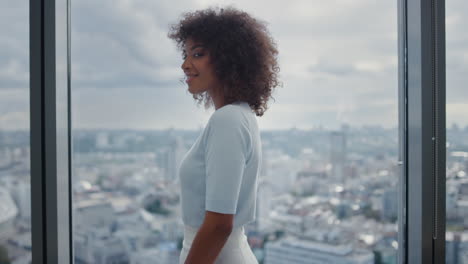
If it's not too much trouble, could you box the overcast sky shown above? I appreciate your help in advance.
[1,0,467,131]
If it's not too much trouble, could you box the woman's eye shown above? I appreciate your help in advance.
[182,52,203,60]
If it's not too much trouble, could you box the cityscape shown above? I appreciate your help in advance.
[1,0,466,263]
[1,124,467,263]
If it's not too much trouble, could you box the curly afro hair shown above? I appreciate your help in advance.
[168,6,281,116]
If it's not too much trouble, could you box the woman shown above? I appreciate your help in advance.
[168,5,280,264]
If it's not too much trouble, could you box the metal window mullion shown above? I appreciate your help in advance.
[67,0,74,262]
[405,0,445,263]
[432,0,446,262]
[30,0,45,262]
[397,0,408,263]
[30,0,72,263]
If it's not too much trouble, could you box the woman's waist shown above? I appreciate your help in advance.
[182,224,247,249]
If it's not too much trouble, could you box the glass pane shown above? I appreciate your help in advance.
[446,1,468,263]
[0,0,32,263]
[72,1,398,263]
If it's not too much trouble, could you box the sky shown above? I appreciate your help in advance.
[1,0,467,131]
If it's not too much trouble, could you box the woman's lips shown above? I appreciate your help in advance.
[186,75,197,84]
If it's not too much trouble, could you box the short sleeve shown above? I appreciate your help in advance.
[204,109,251,214]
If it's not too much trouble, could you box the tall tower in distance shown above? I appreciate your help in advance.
[329,127,347,184]
[166,135,186,183]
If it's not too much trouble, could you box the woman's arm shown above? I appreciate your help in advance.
[184,211,234,264]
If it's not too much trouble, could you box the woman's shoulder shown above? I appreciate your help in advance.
[201,102,257,149]
[209,103,250,126]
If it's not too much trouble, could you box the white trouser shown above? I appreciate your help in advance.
[179,225,259,264]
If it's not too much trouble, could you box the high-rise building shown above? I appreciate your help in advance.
[10,179,31,220]
[381,188,398,221]
[446,231,468,264]
[329,130,347,183]
[446,231,460,264]
[74,199,115,228]
[74,226,130,264]
[0,147,13,168]
[0,186,18,238]
[166,136,186,183]
[256,178,275,231]
[95,132,110,149]
[264,149,299,194]
[264,236,374,264]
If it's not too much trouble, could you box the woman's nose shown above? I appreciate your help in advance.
[181,58,190,71]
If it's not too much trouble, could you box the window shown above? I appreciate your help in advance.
[26,0,449,263]
[0,1,32,263]
[446,1,468,263]
[71,1,398,263]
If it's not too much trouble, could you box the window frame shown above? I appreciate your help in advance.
[29,0,446,263]
[400,0,446,263]
[30,0,72,263]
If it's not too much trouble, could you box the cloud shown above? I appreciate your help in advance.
[308,59,357,76]
[71,0,200,90]
[0,59,29,89]
[1,0,468,130]
[0,89,30,131]
[0,1,29,90]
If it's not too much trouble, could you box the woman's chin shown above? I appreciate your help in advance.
[188,86,201,94]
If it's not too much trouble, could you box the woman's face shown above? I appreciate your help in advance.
[181,38,222,95]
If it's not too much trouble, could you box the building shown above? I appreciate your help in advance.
[74,198,115,228]
[264,236,374,264]
[74,226,130,264]
[446,231,468,264]
[164,135,186,183]
[95,132,110,149]
[381,188,398,221]
[255,178,275,231]
[0,186,18,238]
[10,179,31,220]
[329,131,347,184]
